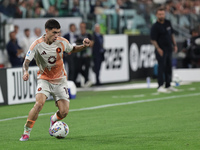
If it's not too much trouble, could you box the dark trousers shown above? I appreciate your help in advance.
[93,58,102,85]
[63,53,76,82]
[66,54,76,81]
[74,57,91,84]
[156,51,172,88]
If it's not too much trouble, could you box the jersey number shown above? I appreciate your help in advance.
[64,87,68,95]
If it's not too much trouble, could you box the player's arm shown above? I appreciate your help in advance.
[171,34,178,53]
[71,38,91,53]
[22,59,31,81]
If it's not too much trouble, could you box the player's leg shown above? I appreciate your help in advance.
[51,100,69,122]
[49,100,69,136]
[20,93,47,141]
[49,80,70,136]
[57,99,70,118]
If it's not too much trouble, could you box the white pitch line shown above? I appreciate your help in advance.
[0,93,200,122]
[151,93,160,95]
[177,89,185,92]
[188,88,196,91]
[112,94,145,98]
[133,94,145,98]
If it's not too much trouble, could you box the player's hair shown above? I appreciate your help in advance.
[45,19,60,30]
[156,7,165,14]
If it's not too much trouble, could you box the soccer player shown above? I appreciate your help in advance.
[19,19,91,141]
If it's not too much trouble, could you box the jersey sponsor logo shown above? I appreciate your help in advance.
[38,87,42,91]
[26,50,31,57]
[41,51,47,55]
[56,47,61,53]
[48,56,56,64]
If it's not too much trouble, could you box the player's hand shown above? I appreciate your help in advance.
[83,38,90,47]
[23,71,29,81]
[174,45,178,53]
[157,48,163,56]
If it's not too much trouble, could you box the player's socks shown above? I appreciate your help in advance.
[51,111,63,122]
[23,125,32,136]
[49,111,63,136]
[24,119,35,136]
[20,120,35,141]
[51,113,58,122]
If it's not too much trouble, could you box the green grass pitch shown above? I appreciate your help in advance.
[0,82,200,150]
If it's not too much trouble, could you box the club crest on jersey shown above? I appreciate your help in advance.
[38,87,42,91]
[48,56,56,64]
[56,47,61,53]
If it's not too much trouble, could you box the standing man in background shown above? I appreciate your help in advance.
[33,27,42,39]
[63,23,78,82]
[150,8,178,93]
[19,28,36,66]
[75,22,93,87]
[92,24,104,86]
[181,28,199,68]
[19,28,35,58]
[6,31,24,67]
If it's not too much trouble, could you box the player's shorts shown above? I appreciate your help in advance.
[36,79,69,102]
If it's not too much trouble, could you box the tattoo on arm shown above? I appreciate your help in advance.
[151,40,160,49]
[23,59,31,74]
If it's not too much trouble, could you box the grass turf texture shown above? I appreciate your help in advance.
[0,82,200,150]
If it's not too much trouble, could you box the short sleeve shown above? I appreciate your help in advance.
[63,40,73,53]
[25,42,37,61]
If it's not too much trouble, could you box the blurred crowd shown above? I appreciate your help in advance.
[92,0,200,15]
[179,27,200,68]
[0,0,199,18]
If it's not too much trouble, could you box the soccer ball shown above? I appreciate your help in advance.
[51,121,69,139]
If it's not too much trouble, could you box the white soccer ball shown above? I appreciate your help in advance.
[51,121,69,138]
